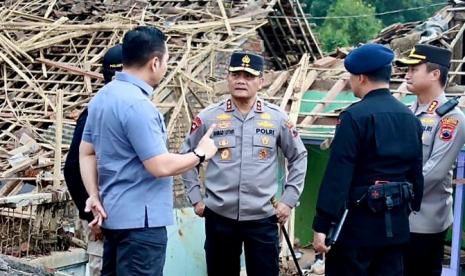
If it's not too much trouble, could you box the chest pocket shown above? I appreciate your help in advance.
[252,135,276,162]
[214,136,236,162]
[419,115,439,149]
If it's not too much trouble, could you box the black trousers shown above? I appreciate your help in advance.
[101,226,167,276]
[326,243,405,276]
[405,230,447,276]
[204,208,279,276]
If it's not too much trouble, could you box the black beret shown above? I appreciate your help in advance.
[344,43,394,75]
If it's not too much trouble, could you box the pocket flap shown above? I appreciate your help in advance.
[253,135,275,148]
[214,137,236,149]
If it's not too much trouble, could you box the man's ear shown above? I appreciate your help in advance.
[258,76,264,89]
[430,68,441,82]
[150,55,160,72]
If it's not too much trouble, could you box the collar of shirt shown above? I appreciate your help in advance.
[223,97,264,121]
[411,92,447,115]
[115,72,154,97]
[363,88,391,99]
[223,97,264,113]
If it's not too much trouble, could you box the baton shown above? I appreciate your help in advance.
[325,208,349,246]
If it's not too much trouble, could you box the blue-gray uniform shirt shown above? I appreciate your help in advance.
[82,72,173,229]
[182,98,307,221]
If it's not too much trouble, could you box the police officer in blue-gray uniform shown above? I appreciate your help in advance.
[312,44,424,276]
[397,44,465,276]
[181,51,307,276]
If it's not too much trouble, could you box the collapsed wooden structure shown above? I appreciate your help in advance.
[0,0,321,259]
[1,0,464,269]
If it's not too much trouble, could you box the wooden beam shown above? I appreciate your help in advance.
[216,0,233,36]
[0,193,53,208]
[300,79,348,126]
[36,58,104,80]
[53,91,63,188]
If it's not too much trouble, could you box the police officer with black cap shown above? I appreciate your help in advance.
[64,44,122,276]
[397,44,465,276]
[182,51,307,276]
[312,43,424,276]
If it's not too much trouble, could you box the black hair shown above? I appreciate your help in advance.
[365,65,392,83]
[122,26,167,68]
[425,62,449,87]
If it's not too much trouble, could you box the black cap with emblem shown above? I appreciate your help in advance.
[395,44,452,68]
[228,51,264,76]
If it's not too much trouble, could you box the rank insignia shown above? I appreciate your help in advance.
[219,139,229,147]
[260,113,272,120]
[190,116,202,134]
[256,100,263,112]
[258,149,269,160]
[427,100,439,113]
[217,121,232,129]
[257,121,274,128]
[439,117,459,141]
[261,136,270,145]
[220,148,231,160]
[226,99,233,111]
[217,113,232,120]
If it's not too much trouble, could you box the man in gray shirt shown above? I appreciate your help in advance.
[80,26,217,275]
[182,51,307,276]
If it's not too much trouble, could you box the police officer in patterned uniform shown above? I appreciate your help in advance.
[181,51,307,276]
[312,44,424,276]
[397,44,465,276]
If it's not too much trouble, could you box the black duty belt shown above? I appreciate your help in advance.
[349,181,414,238]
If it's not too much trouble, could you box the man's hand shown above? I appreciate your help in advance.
[90,224,104,241]
[85,195,107,227]
[313,232,330,253]
[193,201,206,217]
[196,124,217,160]
[275,202,292,224]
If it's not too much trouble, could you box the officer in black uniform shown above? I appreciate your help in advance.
[311,43,424,276]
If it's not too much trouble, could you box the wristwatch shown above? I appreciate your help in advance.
[193,148,206,165]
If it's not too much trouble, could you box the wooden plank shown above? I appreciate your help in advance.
[0,157,37,178]
[36,58,104,80]
[0,193,53,208]
[216,0,233,36]
[289,70,317,123]
[313,56,338,68]
[0,52,55,112]
[266,71,289,97]
[53,91,63,188]
[279,66,300,110]
[300,79,348,126]
[450,22,465,50]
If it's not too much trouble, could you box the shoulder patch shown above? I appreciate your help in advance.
[286,120,299,138]
[439,117,459,141]
[190,116,202,134]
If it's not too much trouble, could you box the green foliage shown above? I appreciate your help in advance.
[368,0,436,26]
[319,0,382,52]
[303,0,444,26]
